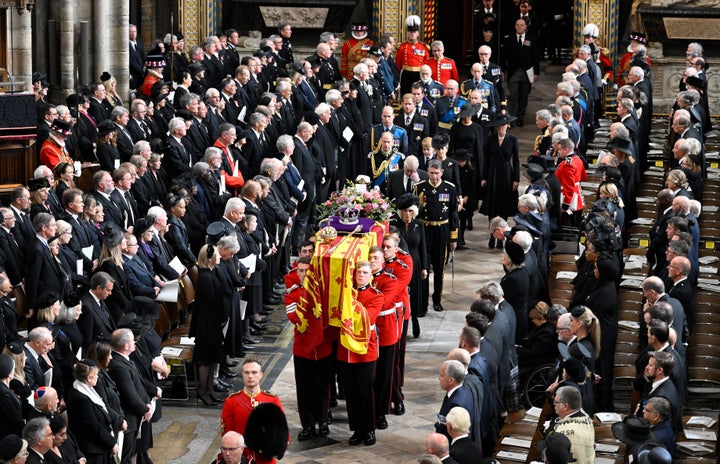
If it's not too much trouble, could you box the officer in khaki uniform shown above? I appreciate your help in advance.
[414,159,458,313]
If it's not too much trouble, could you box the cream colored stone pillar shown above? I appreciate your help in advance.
[94,0,110,82]
[60,0,75,97]
[10,7,33,91]
[111,0,130,99]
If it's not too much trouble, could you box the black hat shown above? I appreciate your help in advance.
[206,221,229,246]
[100,71,112,82]
[36,291,60,309]
[28,177,50,192]
[349,79,361,91]
[636,443,673,464]
[523,163,546,181]
[176,109,194,121]
[244,403,289,461]
[66,93,88,107]
[504,241,525,265]
[431,132,450,149]
[607,136,633,155]
[117,312,138,329]
[557,342,571,361]
[524,154,556,171]
[6,341,23,355]
[368,46,383,57]
[487,113,518,127]
[50,119,73,136]
[502,224,529,241]
[151,80,171,97]
[562,357,586,383]
[132,296,159,319]
[452,149,472,161]
[396,193,418,210]
[188,62,205,77]
[134,215,156,238]
[303,111,319,125]
[595,257,619,282]
[0,354,14,379]
[612,416,655,446]
[145,54,167,68]
[97,119,118,138]
[536,433,573,464]
[237,129,252,141]
[0,435,23,461]
[456,104,477,120]
[152,92,168,105]
[63,290,81,308]
[176,31,185,41]
[78,358,97,368]
[629,32,647,44]
[32,71,47,84]
[685,75,704,88]
[102,222,124,248]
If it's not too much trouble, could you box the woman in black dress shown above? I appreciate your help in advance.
[0,353,25,439]
[500,241,529,343]
[584,257,619,412]
[53,162,76,201]
[66,359,118,464]
[87,342,126,437]
[480,114,520,247]
[189,245,225,406]
[28,179,52,220]
[95,122,120,172]
[517,301,558,378]
[567,305,600,415]
[45,415,85,464]
[96,225,133,320]
[391,194,427,338]
[449,105,485,184]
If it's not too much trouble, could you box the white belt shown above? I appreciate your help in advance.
[378,309,397,316]
[370,324,377,331]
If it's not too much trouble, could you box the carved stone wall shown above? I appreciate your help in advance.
[649,57,720,113]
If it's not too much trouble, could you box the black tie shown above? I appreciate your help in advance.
[406,178,412,192]
[518,35,523,46]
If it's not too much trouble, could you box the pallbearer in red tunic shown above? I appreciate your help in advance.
[337,260,384,446]
[383,234,413,416]
[425,40,459,87]
[368,246,404,430]
[341,22,374,80]
[285,257,333,441]
[396,15,430,95]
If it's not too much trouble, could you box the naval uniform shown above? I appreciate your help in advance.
[369,147,405,193]
[414,178,458,311]
[435,95,468,132]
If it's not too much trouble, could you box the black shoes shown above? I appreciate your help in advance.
[213,383,229,393]
[298,427,315,441]
[433,304,444,312]
[265,296,283,305]
[243,337,261,344]
[364,431,376,445]
[216,378,232,388]
[348,432,362,446]
[393,402,405,416]
[376,416,388,429]
[318,423,330,437]
[220,367,237,379]
[197,394,218,406]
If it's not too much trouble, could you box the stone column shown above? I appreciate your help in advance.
[111,0,130,100]
[94,0,110,82]
[60,0,75,97]
[10,7,33,90]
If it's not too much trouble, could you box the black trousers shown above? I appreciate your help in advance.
[340,360,376,434]
[294,355,332,429]
[374,344,396,416]
[425,224,450,305]
[392,319,409,404]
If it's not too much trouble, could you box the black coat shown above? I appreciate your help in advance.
[108,353,154,434]
[78,292,117,349]
[66,387,116,459]
[500,266,529,343]
[480,133,519,219]
[0,381,25,438]
[25,236,67,310]
[189,268,225,365]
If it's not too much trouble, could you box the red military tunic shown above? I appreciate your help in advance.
[341,37,374,79]
[39,137,73,170]
[213,140,245,191]
[140,70,163,98]
[371,269,403,347]
[426,56,459,87]
[395,41,429,73]
[616,51,652,87]
[385,251,413,338]
[336,284,383,363]
[285,281,333,359]
[555,153,588,212]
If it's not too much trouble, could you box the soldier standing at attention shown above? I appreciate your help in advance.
[396,15,430,95]
[414,159,458,313]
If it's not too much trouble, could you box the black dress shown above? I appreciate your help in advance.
[393,217,428,325]
[96,142,120,172]
[500,265,529,343]
[480,133,519,219]
[449,121,485,181]
[517,321,558,377]
[189,268,225,365]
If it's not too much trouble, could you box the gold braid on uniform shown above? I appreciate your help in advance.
[370,148,398,179]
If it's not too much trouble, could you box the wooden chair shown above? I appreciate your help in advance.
[154,304,171,340]
[11,286,26,317]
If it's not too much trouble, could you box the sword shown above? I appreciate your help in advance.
[451,247,455,293]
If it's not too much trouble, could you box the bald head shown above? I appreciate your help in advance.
[425,432,450,457]
[446,347,471,368]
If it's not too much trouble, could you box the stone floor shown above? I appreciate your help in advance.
[148,61,568,464]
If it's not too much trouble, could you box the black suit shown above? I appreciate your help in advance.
[164,135,194,180]
[78,292,116,349]
[92,191,124,229]
[89,98,111,124]
[501,32,540,121]
[386,169,428,202]
[646,207,674,273]
[165,215,195,267]
[24,346,47,390]
[186,118,212,162]
[450,436,484,464]
[669,278,695,330]
[129,41,145,89]
[10,207,35,251]
[25,236,67,310]
[0,227,24,285]
[639,377,682,432]
[111,189,137,230]
[312,122,336,201]
[126,117,149,144]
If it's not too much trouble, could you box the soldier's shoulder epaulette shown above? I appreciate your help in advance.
[444,180,456,187]
[565,156,573,164]
[227,390,242,399]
